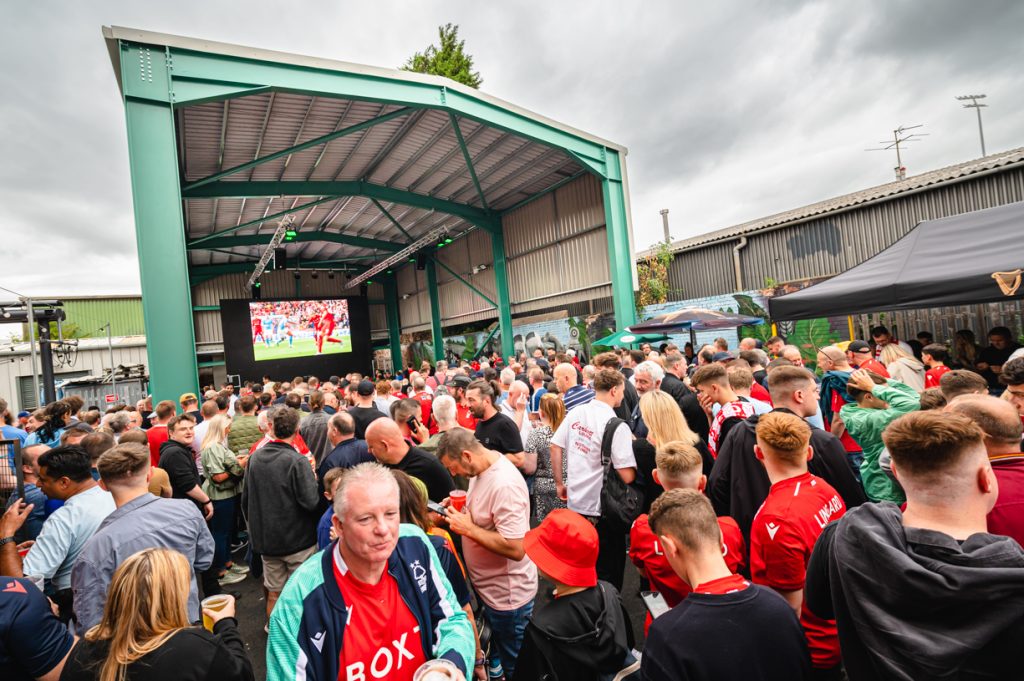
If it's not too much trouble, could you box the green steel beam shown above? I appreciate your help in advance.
[489,228,515,359]
[449,113,490,212]
[182,180,499,230]
[197,360,226,368]
[601,150,638,329]
[187,196,338,246]
[192,305,220,311]
[125,42,613,173]
[188,230,404,252]
[119,47,200,402]
[475,324,501,361]
[382,276,403,374]
[184,107,413,190]
[188,260,368,282]
[369,198,413,240]
[424,258,444,362]
[434,260,497,308]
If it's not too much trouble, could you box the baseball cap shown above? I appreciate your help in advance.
[446,374,471,389]
[179,392,198,404]
[356,380,375,396]
[848,340,873,353]
[17,411,29,419]
[712,351,735,363]
[523,509,598,588]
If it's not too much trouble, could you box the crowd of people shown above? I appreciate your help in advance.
[2,321,1024,680]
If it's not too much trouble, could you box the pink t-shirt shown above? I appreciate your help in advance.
[463,455,537,610]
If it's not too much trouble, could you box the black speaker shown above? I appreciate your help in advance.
[250,283,262,300]
[273,248,287,270]
[416,253,428,271]
[359,284,368,297]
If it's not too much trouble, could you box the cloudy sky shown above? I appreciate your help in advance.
[1,0,1021,298]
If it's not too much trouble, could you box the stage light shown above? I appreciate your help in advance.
[294,271,301,280]
[328,271,335,280]
[284,229,298,242]
[311,270,319,279]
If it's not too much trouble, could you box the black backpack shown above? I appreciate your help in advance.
[599,417,643,527]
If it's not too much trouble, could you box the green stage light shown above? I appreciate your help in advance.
[284,229,297,241]
[444,237,453,244]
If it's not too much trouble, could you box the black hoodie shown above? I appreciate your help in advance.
[806,503,1024,681]
[513,581,634,681]
[707,409,867,543]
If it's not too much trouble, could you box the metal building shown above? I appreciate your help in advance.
[649,148,1024,299]
[103,27,637,403]
[0,336,148,412]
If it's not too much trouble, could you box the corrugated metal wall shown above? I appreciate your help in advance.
[1,342,149,412]
[191,271,385,345]
[502,173,612,314]
[666,167,1024,299]
[61,299,146,337]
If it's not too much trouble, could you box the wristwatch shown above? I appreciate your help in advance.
[0,536,16,547]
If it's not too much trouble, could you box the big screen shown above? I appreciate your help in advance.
[248,299,351,361]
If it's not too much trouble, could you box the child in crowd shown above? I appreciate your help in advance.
[514,510,637,681]
[630,440,745,632]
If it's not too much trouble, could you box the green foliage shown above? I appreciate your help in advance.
[635,242,674,313]
[402,24,483,89]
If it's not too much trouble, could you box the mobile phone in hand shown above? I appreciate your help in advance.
[427,501,448,517]
[641,591,670,619]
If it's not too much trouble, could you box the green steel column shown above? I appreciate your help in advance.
[119,45,199,403]
[489,227,515,359]
[424,258,444,362]
[601,150,638,329]
[383,277,403,375]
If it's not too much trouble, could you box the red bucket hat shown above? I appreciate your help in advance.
[523,509,598,588]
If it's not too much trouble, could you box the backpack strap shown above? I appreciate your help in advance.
[600,417,626,468]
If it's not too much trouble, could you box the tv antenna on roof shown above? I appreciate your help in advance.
[865,124,928,180]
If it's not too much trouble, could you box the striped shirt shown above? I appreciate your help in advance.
[562,384,596,412]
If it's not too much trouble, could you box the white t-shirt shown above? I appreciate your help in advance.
[551,399,636,517]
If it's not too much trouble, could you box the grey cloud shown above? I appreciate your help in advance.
[0,0,1021,295]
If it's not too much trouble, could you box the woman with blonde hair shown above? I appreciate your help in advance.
[61,547,253,681]
[880,343,926,392]
[528,392,568,520]
[634,390,713,511]
[199,415,248,587]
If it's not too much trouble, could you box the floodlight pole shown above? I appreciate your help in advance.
[23,297,41,407]
[108,322,116,401]
[956,94,988,157]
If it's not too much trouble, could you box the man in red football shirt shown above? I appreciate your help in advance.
[630,441,745,632]
[445,375,477,430]
[922,344,952,389]
[750,411,845,678]
[846,340,890,378]
[267,463,475,680]
[145,400,176,468]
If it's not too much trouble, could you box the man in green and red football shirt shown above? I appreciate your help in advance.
[750,411,846,677]
[922,344,952,390]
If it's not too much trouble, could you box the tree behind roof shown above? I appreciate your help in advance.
[402,23,483,89]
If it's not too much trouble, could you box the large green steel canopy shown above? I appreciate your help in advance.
[103,26,636,403]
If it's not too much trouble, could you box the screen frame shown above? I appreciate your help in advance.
[220,295,373,381]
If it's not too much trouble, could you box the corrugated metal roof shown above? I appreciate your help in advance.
[101,28,620,276]
[642,146,1024,256]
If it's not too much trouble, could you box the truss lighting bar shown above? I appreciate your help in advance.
[346,222,463,289]
[247,218,292,288]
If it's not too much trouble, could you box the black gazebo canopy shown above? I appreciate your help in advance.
[769,200,1024,321]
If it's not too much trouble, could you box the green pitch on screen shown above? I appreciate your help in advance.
[252,336,353,362]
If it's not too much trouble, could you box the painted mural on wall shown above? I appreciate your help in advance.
[392,281,850,373]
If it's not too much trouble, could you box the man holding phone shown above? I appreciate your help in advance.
[640,489,809,681]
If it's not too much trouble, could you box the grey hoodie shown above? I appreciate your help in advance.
[807,502,1024,680]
